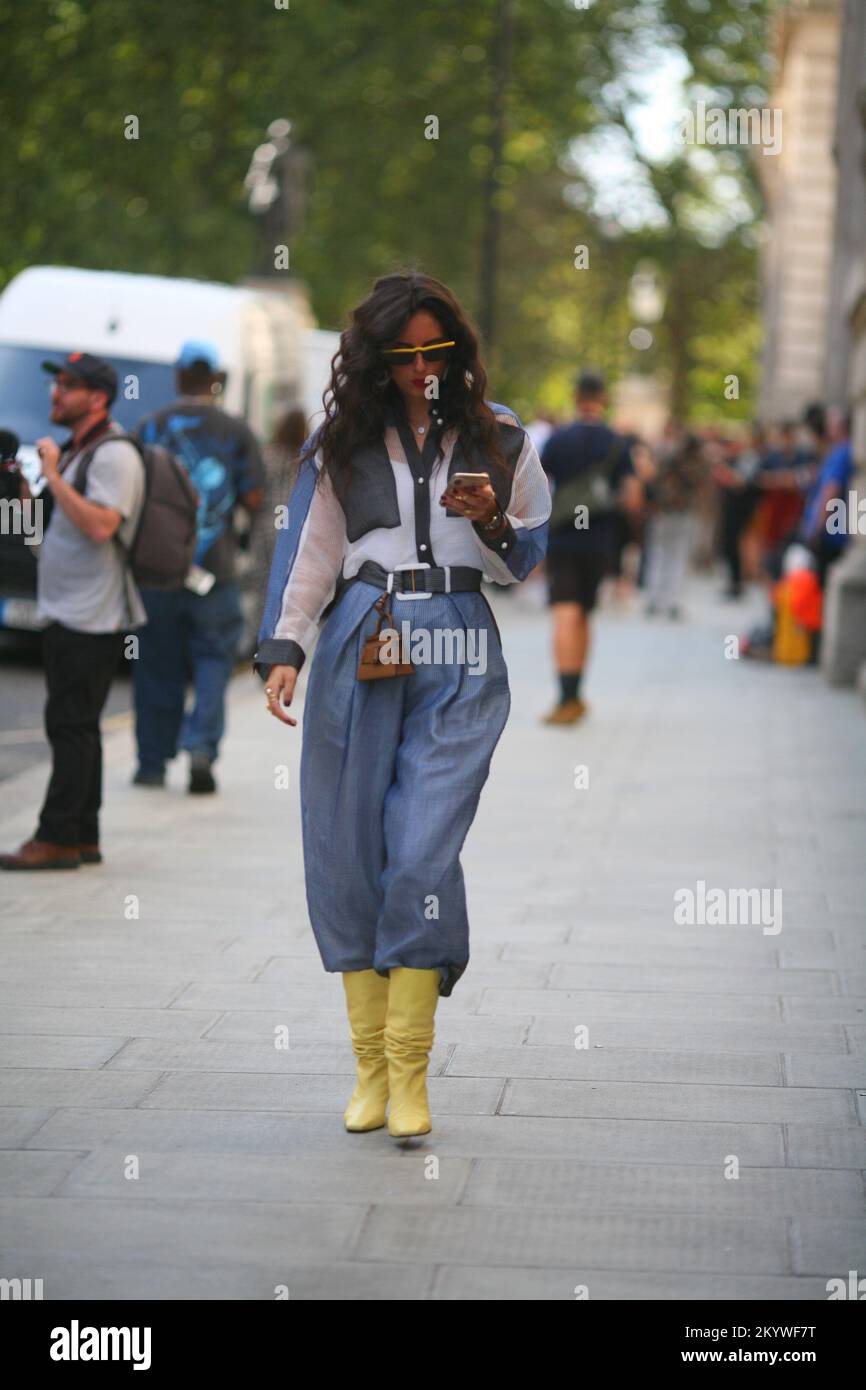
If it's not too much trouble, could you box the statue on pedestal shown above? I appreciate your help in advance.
[244,118,312,277]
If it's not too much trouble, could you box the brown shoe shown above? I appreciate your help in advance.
[78,844,103,865]
[542,698,589,726]
[0,838,81,870]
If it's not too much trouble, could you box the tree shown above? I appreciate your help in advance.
[0,0,771,423]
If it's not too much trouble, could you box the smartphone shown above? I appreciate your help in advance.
[449,472,490,490]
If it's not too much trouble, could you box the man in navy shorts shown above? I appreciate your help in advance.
[540,370,640,724]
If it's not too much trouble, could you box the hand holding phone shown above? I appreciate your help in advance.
[439,471,496,521]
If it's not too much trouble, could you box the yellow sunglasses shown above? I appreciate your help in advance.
[381,340,456,364]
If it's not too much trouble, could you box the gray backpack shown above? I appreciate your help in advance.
[73,430,199,590]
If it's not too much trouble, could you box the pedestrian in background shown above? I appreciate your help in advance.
[0,353,145,870]
[540,368,641,724]
[799,410,854,586]
[644,431,704,619]
[131,341,264,794]
[748,420,810,562]
[251,407,308,611]
[713,422,766,598]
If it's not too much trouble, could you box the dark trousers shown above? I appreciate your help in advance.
[36,621,125,846]
[720,489,758,592]
[132,581,244,771]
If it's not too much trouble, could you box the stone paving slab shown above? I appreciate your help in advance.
[0,1070,164,1108]
[204,1009,530,1046]
[792,1219,866,1274]
[168,981,490,1016]
[0,1150,89,1197]
[356,1205,792,1273]
[0,1037,129,1069]
[783,997,866,1022]
[0,1253,435,1301]
[138,1070,504,1116]
[525,1015,850,1053]
[478,987,786,1021]
[102,1037,450,1075]
[781,941,866,968]
[0,960,269,983]
[426,1267,832,1300]
[56,1150,474,1205]
[784,1053,866,1088]
[444,1043,783,1085]
[460,1158,864,1218]
[503,937,797,965]
[0,981,195,1009]
[499,1079,857,1125]
[0,1197,367,1263]
[0,1108,60,1149]
[1,577,864,1299]
[547,964,837,994]
[0,1006,221,1040]
[20,1106,788,1164]
[785,1125,866,1169]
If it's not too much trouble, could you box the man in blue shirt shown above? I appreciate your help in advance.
[801,414,854,585]
[132,341,265,793]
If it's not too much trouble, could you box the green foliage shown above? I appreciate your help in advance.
[0,0,770,425]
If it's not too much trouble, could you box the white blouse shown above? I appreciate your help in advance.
[272,413,551,661]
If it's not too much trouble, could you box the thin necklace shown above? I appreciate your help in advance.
[405,405,444,435]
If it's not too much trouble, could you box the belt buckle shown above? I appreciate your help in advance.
[391,563,433,600]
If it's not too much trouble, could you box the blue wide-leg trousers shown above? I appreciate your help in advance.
[299,582,510,996]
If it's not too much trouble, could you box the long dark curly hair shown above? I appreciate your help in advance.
[304,271,508,493]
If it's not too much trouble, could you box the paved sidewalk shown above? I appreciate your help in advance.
[1,576,864,1300]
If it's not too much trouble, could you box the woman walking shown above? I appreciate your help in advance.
[255,272,550,1138]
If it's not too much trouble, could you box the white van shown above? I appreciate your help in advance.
[0,265,338,637]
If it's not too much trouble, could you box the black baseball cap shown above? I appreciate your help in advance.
[42,352,118,403]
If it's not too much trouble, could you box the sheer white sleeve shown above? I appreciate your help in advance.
[472,427,552,583]
[272,455,346,660]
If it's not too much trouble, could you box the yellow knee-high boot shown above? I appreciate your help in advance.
[383,966,441,1138]
[342,969,390,1131]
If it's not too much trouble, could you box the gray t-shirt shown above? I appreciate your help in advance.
[36,430,147,633]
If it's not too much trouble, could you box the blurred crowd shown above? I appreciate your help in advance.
[526,392,855,675]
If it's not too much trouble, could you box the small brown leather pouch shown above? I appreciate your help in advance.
[356,593,415,680]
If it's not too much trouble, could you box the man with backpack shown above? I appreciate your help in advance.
[540,369,641,725]
[131,341,265,794]
[0,353,146,870]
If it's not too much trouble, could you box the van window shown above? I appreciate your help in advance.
[0,345,176,443]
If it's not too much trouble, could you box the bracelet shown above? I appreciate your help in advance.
[481,507,504,533]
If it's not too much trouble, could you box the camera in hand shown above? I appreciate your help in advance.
[0,429,22,501]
